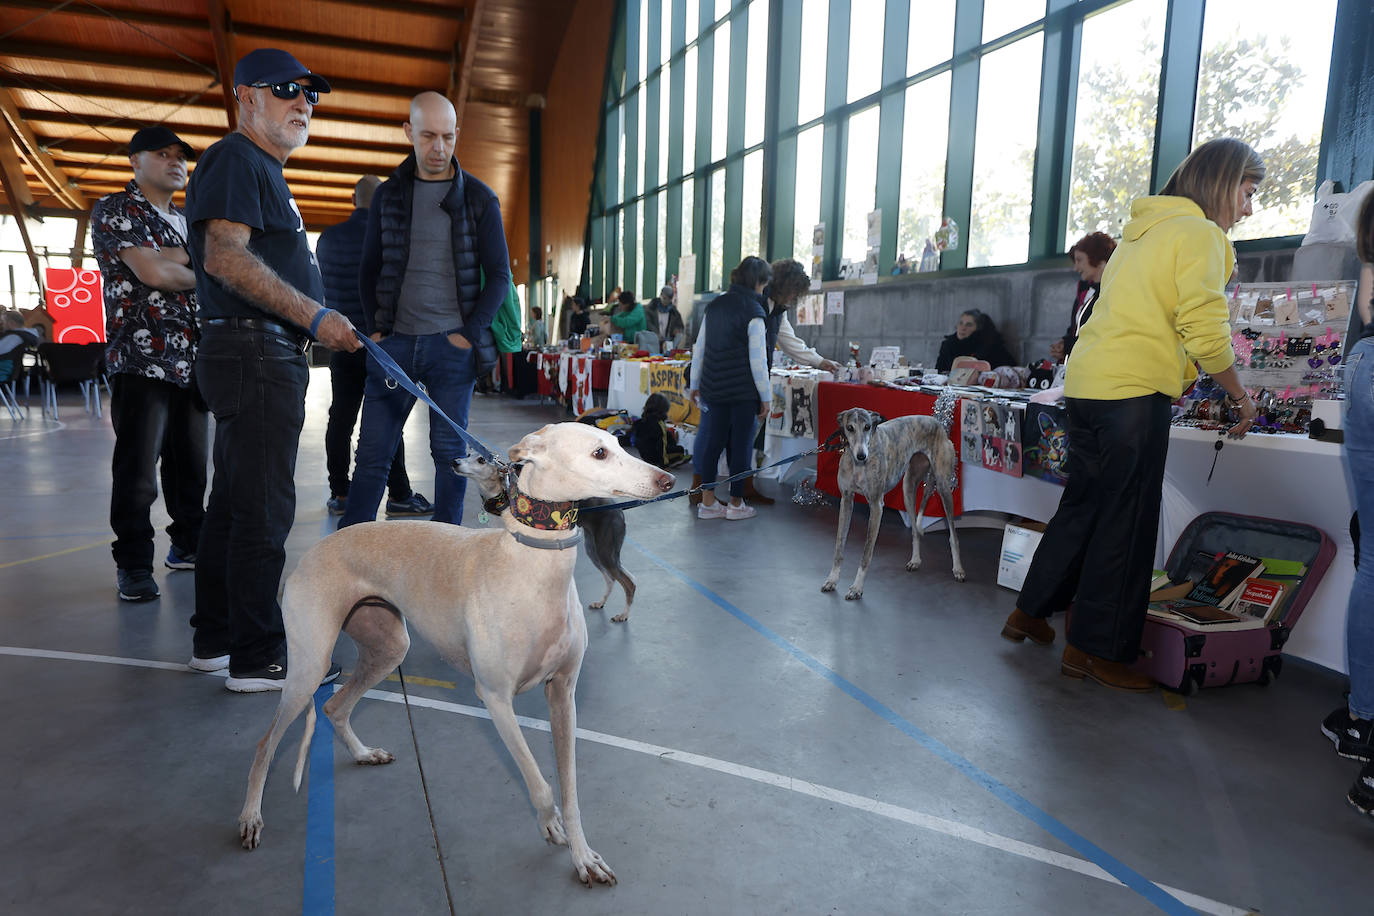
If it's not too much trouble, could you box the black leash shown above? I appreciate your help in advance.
[397,664,458,916]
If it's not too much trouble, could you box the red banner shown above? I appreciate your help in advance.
[45,267,105,343]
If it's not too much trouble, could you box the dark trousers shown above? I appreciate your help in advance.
[191,327,308,670]
[109,373,209,571]
[1017,394,1172,662]
[326,348,411,501]
[695,399,759,499]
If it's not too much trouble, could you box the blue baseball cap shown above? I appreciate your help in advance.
[232,48,332,93]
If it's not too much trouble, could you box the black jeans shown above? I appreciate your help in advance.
[109,373,209,571]
[191,326,308,671]
[1017,394,1172,663]
[325,348,411,501]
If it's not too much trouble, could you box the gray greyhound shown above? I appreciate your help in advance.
[821,407,965,600]
[454,453,637,621]
[236,423,674,885]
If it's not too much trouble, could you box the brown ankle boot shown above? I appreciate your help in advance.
[689,474,703,505]
[1001,608,1054,646]
[1060,645,1156,692]
[741,476,774,505]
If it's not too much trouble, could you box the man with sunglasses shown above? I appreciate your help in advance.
[184,48,359,692]
[340,91,511,529]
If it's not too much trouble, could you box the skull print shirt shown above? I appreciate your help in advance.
[92,180,199,387]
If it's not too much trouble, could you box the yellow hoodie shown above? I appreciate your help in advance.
[1065,196,1236,400]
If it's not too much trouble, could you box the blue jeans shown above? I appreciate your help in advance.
[192,326,308,670]
[696,399,759,500]
[1343,337,1374,719]
[341,332,476,527]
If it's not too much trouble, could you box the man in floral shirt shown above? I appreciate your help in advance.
[92,125,208,602]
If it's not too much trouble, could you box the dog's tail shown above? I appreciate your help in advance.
[293,701,316,793]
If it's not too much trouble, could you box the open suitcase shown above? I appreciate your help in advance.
[1131,512,1335,694]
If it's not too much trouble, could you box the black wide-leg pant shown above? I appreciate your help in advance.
[1017,393,1172,663]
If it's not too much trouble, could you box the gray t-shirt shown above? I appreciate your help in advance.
[394,177,460,335]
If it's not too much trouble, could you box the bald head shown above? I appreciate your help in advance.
[354,174,382,209]
[405,91,457,180]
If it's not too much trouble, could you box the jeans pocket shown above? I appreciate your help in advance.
[195,355,241,420]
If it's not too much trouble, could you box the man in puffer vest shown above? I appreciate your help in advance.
[342,91,512,527]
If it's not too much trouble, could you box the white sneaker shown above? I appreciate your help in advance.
[187,653,229,672]
[725,501,756,520]
[697,502,726,519]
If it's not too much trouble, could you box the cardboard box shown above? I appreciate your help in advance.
[998,522,1046,591]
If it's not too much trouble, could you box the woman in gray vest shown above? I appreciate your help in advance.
[688,257,773,521]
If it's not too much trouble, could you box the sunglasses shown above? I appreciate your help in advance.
[251,81,319,105]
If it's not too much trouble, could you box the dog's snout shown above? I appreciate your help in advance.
[854,450,867,463]
[654,471,675,492]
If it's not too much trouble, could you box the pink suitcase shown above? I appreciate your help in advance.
[1131,512,1335,694]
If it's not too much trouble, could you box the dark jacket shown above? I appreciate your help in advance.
[647,298,686,342]
[699,284,766,404]
[315,206,370,331]
[359,153,511,368]
[935,330,1016,373]
[1061,280,1100,357]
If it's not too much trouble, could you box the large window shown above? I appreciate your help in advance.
[744,0,769,149]
[969,35,1043,267]
[792,125,824,264]
[842,106,880,267]
[908,0,955,76]
[797,0,828,125]
[741,149,764,260]
[847,0,884,103]
[1194,0,1339,241]
[1066,0,1167,248]
[898,73,951,264]
[682,45,697,173]
[709,166,726,288]
[710,21,731,163]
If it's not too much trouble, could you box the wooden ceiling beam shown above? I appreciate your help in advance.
[0,139,43,295]
[18,105,406,135]
[0,40,214,77]
[451,0,486,133]
[51,142,405,179]
[317,0,466,21]
[232,23,451,65]
[28,113,409,156]
[0,89,86,210]
[205,0,237,130]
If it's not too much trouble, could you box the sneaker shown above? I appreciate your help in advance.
[226,658,342,693]
[386,492,435,517]
[697,501,726,519]
[724,501,756,520]
[187,652,229,672]
[116,568,159,602]
[164,546,196,570]
[326,494,348,516]
[1322,707,1374,762]
[1348,761,1374,817]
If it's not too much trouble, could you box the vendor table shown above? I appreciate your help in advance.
[500,351,540,398]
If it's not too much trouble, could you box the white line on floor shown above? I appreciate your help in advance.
[0,646,1254,916]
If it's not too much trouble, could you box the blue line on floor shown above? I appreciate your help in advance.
[303,684,336,915]
[0,531,108,540]
[628,538,1198,916]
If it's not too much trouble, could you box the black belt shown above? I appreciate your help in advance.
[203,317,310,352]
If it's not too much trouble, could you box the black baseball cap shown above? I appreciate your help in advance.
[232,48,332,92]
[129,125,195,159]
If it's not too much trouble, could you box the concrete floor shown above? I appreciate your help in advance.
[1,369,1369,916]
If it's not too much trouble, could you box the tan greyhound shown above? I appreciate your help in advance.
[236,423,674,886]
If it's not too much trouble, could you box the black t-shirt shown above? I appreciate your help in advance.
[186,132,324,324]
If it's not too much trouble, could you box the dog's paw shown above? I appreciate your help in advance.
[610,611,629,623]
[905,559,922,572]
[355,747,395,766]
[953,567,966,582]
[821,579,837,593]
[239,813,263,850]
[845,587,863,600]
[573,847,617,886]
[541,807,569,846]
[588,600,605,610]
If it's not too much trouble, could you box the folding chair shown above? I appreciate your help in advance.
[36,342,106,420]
[0,347,24,420]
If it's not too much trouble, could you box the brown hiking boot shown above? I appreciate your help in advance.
[689,474,703,505]
[1060,645,1156,693]
[741,476,774,505]
[1001,608,1054,646]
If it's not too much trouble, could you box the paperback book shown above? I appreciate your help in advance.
[1185,551,1265,609]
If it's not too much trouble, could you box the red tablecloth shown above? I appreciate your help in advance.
[528,352,613,399]
[815,381,963,517]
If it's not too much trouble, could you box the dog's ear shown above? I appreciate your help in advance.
[867,410,885,426]
[508,425,552,463]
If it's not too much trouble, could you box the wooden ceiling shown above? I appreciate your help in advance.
[0,0,578,231]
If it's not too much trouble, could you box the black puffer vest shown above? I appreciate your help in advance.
[699,284,766,404]
[764,301,787,370]
[371,153,496,338]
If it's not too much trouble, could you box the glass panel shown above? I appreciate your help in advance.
[659,63,671,184]
[982,0,1040,43]
[842,105,880,267]
[615,209,625,292]
[639,0,650,85]
[969,34,1043,267]
[847,0,884,102]
[709,166,726,289]
[636,201,647,296]
[907,0,955,75]
[623,201,636,290]
[683,45,698,173]
[897,72,951,268]
[616,103,626,205]
[797,0,828,125]
[793,124,824,264]
[711,20,731,162]
[608,109,621,206]
[637,84,648,193]
[744,0,769,148]
[654,0,667,70]
[1194,0,1338,240]
[1067,0,1166,248]
[683,177,697,258]
[685,0,699,44]
[715,0,730,22]
[741,149,764,259]
[656,189,668,291]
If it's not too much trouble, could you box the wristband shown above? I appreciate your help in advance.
[309,307,334,339]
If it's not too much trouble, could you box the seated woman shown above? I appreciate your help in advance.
[1050,231,1117,362]
[632,393,690,469]
[934,309,1015,372]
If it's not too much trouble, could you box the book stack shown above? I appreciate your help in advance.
[1148,551,1303,628]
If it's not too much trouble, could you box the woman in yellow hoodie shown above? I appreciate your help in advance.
[1000,138,1263,692]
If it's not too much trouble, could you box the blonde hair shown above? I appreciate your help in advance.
[1160,137,1265,226]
